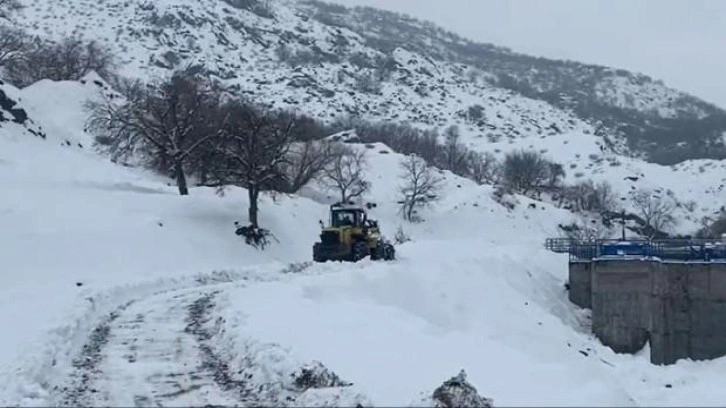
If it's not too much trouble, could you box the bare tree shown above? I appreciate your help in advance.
[631,188,676,238]
[275,139,336,193]
[211,101,297,228]
[502,150,550,195]
[6,37,116,86]
[355,121,439,164]
[546,162,566,189]
[563,215,615,242]
[87,70,223,195]
[398,154,443,222]
[697,212,726,238]
[322,145,370,203]
[0,0,21,20]
[466,151,500,185]
[561,180,617,214]
[0,26,27,69]
[441,125,466,174]
[593,180,617,213]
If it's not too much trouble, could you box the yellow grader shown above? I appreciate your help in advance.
[313,202,395,263]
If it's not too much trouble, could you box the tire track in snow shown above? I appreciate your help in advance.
[47,267,300,406]
[184,291,250,397]
[184,291,277,406]
[55,284,364,407]
[57,288,241,407]
[59,300,135,407]
[52,263,368,407]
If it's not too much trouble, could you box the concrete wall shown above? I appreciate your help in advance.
[650,263,726,365]
[591,260,652,354]
[568,262,592,309]
[570,259,726,365]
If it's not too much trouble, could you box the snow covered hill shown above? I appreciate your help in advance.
[11,0,610,149]
[10,0,726,165]
[6,0,726,236]
[4,74,726,407]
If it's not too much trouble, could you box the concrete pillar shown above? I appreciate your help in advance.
[649,263,691,365]
[649,263,726,364]
[591,260,651,354]
[568,262,592,309]
[689,264,726,361]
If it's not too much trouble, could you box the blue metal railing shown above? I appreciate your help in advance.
[544,238,726,262]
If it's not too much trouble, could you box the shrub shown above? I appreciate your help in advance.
[6,36,116,86]
[502,150,550,195]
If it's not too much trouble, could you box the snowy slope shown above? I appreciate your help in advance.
[478,122,726,236]
[0,77,336,404]
[8,0,726,236]
[4,77,726,407]
[10,0,604,151]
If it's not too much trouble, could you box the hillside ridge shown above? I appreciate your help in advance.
[8,0,726,165]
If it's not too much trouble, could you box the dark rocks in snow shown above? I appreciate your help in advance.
[430,370,493,408]
[234,221,276,250]
[291,361,353,390]
[28,127,46,139]
[281,262,312,274]
[0,88,28,124]
[287,74,318,89]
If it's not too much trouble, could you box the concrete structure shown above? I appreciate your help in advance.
[568,259,726,365]
[567,261,591,309]
[591,260,652,354]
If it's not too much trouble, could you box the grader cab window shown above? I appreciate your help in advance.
[332,210,364,227]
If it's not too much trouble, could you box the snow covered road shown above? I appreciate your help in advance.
[47,274,370,408]
[57,287,240,407]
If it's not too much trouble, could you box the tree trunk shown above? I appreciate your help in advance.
[174,159,189,196]
[198,166,207,186]
[248,184,259,228]
[406,196,414,221]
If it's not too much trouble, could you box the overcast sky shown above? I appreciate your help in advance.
[330,0,726,109]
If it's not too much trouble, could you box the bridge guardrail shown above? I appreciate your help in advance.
[544,238,726,262]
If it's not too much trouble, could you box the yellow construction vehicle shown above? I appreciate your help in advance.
[313,202,395,262]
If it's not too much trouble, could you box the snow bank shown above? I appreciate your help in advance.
[223,240,638,406]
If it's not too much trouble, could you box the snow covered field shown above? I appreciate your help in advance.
[4,77,726,406]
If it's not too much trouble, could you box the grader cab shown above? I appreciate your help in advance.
[313,203,395,263]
